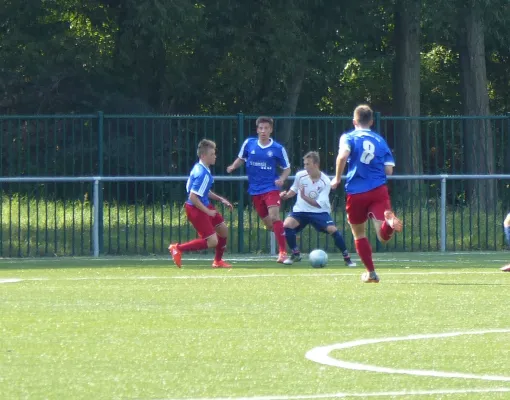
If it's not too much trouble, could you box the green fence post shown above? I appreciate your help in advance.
[237,113,245,253]
[97,111,104,255]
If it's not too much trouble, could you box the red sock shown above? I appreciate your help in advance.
[272,220,287,253]
[355,238,375,272]
[215,236,227,262]
[178,238,208,252]
[380,221,394,241]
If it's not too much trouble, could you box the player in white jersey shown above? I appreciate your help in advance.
[279,151,355,266]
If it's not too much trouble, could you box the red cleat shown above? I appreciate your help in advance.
[212,260,232,268]
[168,244,182,268]
[277,252,287,263]
[501,265,510,272]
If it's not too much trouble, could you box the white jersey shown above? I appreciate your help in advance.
[289,170,331,213]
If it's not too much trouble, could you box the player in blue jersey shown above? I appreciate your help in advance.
[169,139,233,268]
[501,213,510,272]
[331,104,403,283]
[227,116,291,263]
[279,151,356,267]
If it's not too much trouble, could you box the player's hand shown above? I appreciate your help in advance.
[279,191,287,200]
[226,165,235,174]
[206,208,218,217]
[220,198,233,211]
[330,177,341,190]
[275,178,284,187]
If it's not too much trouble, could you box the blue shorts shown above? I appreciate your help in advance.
[287,212,335,233]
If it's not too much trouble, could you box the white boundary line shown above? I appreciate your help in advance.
[306,329,510,382]
[157,388,510,400]
[0,270,506,284]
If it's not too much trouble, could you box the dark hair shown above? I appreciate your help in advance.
[255,116,274,128]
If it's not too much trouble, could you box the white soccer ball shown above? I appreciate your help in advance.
[309,249,328,268]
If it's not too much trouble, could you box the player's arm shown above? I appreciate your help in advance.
[299,187,321,208]
[280,189,297,201]
[227,139,249,173]
[275,146,291,187]
[315,178,331,210]
[189,193,215,215]
[331,135,350,189]
[281,173,300,200]
[208,191,233,210]
[383,144,395,176]
[226,157,245,173]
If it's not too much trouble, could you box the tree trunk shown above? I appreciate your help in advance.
[458,2,496,209]
[278,63,306,154]
[392,0,422,181]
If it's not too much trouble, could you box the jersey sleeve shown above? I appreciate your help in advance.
[339,133,352,153]
[316,177,331,210]
[189,170,210,197]
[289,171,303,193]
[238,139,250,160]
[276,146,291,169]
[383,142,395,166]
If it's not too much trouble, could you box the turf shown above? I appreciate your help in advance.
[1,252,509,400]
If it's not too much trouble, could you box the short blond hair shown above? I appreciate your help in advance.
[303,151,320,165]
[197,139,216,157]
[354,104,373,125]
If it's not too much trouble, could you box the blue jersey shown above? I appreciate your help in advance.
[339,129,395,195]
[185,161,214,206]
[238,137,290,195]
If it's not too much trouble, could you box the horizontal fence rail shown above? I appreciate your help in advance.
[1,175,509,257]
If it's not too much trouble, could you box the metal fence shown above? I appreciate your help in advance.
[0,175,508,257]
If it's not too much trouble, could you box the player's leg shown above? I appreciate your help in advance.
[168,204,217,268]
[368,186,402,244]
[346,193,379,283]
[212,220,231,268]
[283,213,305,265]
[324,224,356,267]
[501,213,510,272]
[263,191,287,261]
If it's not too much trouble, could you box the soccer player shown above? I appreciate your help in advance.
[331,104,403,283]
[279,151,356,267]
[227,116,291,263]
[168,139,233,268]
[501,213,510,272]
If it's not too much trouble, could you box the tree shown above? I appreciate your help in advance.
[392,0,422,178]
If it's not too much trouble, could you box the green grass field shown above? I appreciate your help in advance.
[1,252,510,400]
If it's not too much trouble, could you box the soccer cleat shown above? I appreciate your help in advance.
[277,252,288,263]
[283,252,302,265]
[212,260,232,268]
[361,270,380,283]
[501,264,510,272]
[344,257,357,267]
[384,210,403,232]
[168,244,182,268]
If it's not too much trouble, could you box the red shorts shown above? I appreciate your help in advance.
[185,203,224,238]
[251,190,281,219]
[346,185,391,224]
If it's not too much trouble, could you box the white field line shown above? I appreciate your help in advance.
[156,387,510,400]
[0,270,506,284]
[306,329,510,382]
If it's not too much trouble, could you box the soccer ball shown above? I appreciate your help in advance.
[309,249,328,268]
